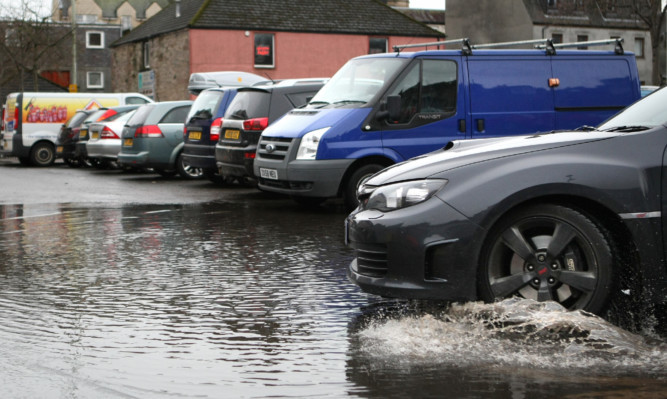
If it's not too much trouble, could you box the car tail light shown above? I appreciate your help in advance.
[244,151,256,159]
[97,109,118,121]
[135,125,163,138]
[210,117,223,141]
[183,126,188,137]
[243,117,269,131]
[100,126,119,139]
[69,128,79,139]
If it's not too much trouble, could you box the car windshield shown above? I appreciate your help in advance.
[187,90,224,122]
[308,57,408,108]
[598,87,667,131]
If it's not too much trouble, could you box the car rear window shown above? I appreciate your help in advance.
[224,90,270,120]
[187,90,224,122]
[126,104,154,126]
[66,112,91,128]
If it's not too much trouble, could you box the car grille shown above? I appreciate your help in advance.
[354,244,388,277]
[257,137,293,161]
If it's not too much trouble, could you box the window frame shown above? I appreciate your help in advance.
[86,31,104,49]
[634,37,645,59]
[86,71,104,89]
[369,37,388,54]
[143,41,151,69]
[254,33,275,69]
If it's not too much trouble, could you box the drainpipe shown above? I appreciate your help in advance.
[175,0,181,18]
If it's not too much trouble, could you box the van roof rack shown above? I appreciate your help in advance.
[393,38,472,55]
[392,37,624,56]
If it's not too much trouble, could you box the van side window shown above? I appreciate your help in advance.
[387,59,457,124]
[126,96,151,104]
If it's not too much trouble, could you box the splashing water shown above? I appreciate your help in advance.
[356,298,666,374]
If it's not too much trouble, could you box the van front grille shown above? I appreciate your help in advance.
[257,137,293,161]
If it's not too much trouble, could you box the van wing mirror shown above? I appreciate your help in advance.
[377,95,401,122]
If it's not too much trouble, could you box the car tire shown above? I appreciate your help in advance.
[177,153,203,179]
[478,204,614,315]
[30,142,55,167]
[344,163,385,210]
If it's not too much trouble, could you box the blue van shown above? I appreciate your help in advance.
[253,39,641,208]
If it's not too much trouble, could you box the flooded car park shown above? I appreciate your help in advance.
[0,161,665,398]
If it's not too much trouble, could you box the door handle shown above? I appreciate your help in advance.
[458,119,466,133]
[476,119,485,132]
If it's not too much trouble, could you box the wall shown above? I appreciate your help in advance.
[112,29,190,100]
[446,0,534,44]
[188,29,441,80]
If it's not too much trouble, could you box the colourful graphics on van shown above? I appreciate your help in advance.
[21,97,121,124]
[3,95,17,131]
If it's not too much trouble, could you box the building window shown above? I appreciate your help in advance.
[551,33,563,44]
[143,41,150,69]
[86,31,104,48]
[547,0,557,8]
[577,34,588,49]
[634,37,645,58]
[369,38,388,54]
[254,33,274,68]
[121,16,132,31]
[77,14,97,23]
[87,71,104,89]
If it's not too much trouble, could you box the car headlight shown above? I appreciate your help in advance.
[296,127,329,160]
[363,180,447,211]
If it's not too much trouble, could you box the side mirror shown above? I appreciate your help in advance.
[376,95,401,122]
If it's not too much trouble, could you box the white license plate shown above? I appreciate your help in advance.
[259,168,278,180]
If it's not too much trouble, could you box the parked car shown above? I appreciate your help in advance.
[117,101,200,179]
[182,87,240,183]
[1,91,152,166]
[254,38,641,209]
[641,85,659,97]
[76,105,142,168]
[56,109,97,167]
[86,108,139,169]
[346,87,667,316]
[215,79,326,182]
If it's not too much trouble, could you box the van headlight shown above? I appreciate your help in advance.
[363,180,447,211]
[296,127,329,160]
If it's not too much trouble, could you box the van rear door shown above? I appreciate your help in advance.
[467,54,555,138]
[550,55,640,129]
[380,56,467,161]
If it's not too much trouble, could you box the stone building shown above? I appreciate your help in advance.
[51,0,169,32]
[110,0,444,101]
[446,0,654,84]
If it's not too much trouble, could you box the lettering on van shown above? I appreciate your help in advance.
[418,113,445,120]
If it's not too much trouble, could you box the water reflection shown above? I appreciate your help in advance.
[0,201,664,398]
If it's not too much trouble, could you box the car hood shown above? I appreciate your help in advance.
[365,130,618,185]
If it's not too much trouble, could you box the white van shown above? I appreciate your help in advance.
[1,92,152,166]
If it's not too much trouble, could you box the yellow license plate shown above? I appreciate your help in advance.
[56,146,63,154]
[224,129,240,139]
[124,138,133,146]
[79,129,88,138]
[189,131,202,140]
[91,132,99,139]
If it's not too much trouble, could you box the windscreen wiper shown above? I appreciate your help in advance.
[602,125,651,132]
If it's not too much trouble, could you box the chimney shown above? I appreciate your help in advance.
[175,0,181,18]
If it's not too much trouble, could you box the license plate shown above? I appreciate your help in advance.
[79,129,87,138]
[224,129,240,139]
[259,168,278,180]
[123,138,133,147]
[189,131,201,140]
[56,146,63,154]
[91,132,99,139]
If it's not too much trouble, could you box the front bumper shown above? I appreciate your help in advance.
[255,158,353,198]
[346,197,484,301]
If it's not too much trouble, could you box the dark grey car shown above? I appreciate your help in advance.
[117,101,200,179]
[346,87,667,316]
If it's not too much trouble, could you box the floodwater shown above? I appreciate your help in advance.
[0,196,665,398]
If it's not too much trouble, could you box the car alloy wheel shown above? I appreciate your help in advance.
[479,204,614,314]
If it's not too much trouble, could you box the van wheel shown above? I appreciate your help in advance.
[30,142,55,167]
[344,164,385,210]
[177,153,203,179]
[478,204,614,315]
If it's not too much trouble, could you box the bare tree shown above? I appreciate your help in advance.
[0,0,75,91]
[627,0,667,85]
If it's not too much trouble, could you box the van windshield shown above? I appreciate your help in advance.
[308,57,408,108]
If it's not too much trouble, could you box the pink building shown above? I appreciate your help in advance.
[111,0,444,101]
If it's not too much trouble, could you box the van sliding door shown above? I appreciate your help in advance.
[467,56,554,138]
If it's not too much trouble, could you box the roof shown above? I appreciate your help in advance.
[521,0,648,30]
[1,74,67,104]
[112,0,444,46]
[58,0,171,19]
